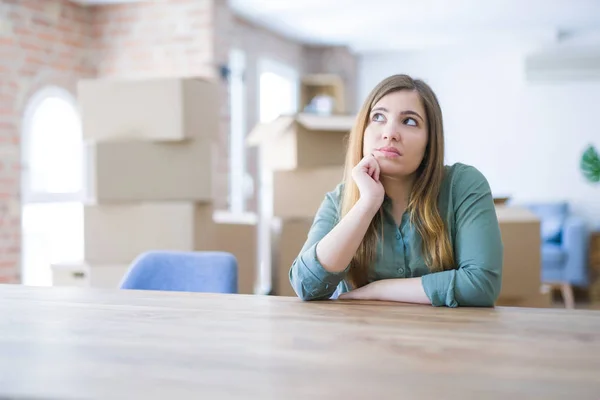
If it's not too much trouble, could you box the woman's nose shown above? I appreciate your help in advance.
[382,123,401,141]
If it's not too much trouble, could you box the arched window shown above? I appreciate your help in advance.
[21,86,84,286]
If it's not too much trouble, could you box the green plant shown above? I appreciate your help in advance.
[581,145,600,183]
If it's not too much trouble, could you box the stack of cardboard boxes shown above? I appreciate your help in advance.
[51,77,257,294]
[248,113,354,296]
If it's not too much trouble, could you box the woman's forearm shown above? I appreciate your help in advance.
[339,278,432,304]
[316,199,380,273]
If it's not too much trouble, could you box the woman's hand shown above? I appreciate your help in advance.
[338,285,373,300]
[352,154,385,211]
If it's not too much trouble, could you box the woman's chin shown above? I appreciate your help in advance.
[380,167,410,178]
[377,159,416,178]
[376,156,401,170]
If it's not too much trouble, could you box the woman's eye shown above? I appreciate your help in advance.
[404,117,417,127]
[372,112,385,122]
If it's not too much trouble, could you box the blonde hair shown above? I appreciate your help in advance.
[341,74,454,288]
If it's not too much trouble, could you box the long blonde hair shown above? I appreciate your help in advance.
[341,74,454,288]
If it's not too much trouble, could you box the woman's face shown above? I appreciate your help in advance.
[362,90,428,178]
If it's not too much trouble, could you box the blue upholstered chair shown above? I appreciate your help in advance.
[120,251,238,294]
[524,202,589,307]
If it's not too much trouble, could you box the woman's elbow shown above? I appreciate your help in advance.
[290,277,333,301]
[288,262,320,301]
[296,291,322,301]
[288,253,339,301]
[291,283,331,301]
[459,270,502,307]
[290,278,314,301]
[466,290,498,307]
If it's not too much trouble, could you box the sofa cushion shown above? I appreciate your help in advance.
[527,203,568,243]
[542,243,566,270]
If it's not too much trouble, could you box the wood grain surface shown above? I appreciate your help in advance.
[1,284,599,399]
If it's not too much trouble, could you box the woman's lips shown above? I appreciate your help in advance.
[375,147,401,158]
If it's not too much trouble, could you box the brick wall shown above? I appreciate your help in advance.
[91,0,215,79]
[0,0,94,283]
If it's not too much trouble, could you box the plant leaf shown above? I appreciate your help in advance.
[581,145,600,183]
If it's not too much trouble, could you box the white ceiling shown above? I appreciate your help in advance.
[70,0,144,5]
[227,0,600,52]
[69,0,600,52]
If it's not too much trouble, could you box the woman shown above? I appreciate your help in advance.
[289,74,503,307]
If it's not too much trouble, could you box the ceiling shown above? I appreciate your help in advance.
[70,0,144,5]
[69,0,600,52]
[227,0,600,52]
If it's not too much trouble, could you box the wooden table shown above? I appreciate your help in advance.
[1,285,600,399]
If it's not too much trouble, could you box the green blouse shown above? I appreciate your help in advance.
[288,163,504,307]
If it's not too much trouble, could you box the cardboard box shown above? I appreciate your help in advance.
[78,77,218,142]
[247,113,354,171]
[84,202,215,264]
[209,212,259,294]
[496,206,542,299]
[300,74,346,114]
[85,139,213,203]
[496,291,553,308]
[271,218,314,296]
[273,167,344,218]
[89,264,130,288]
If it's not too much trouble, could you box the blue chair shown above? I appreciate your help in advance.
[120,251,238,294]
[525,202,589,307]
